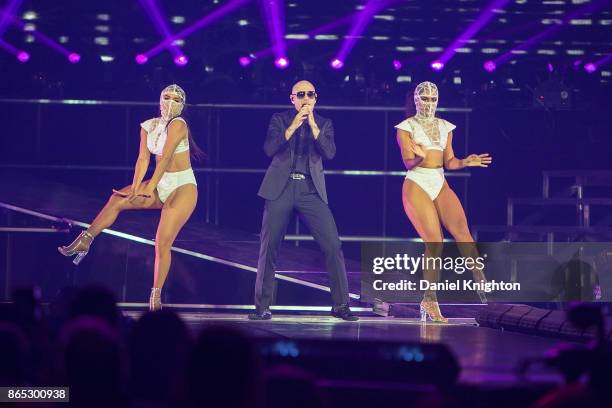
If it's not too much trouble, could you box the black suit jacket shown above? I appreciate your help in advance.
[258,109,336,204]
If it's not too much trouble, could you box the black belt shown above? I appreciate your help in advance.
[289,172,309,180]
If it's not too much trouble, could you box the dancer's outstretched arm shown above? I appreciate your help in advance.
[444,132,492,170]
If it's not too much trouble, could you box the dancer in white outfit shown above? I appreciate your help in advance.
[395,81,492,322]
[59,84,202,311]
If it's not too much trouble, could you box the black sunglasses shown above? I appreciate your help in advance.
[292,91,317,99]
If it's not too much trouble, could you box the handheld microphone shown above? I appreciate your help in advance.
[300,102,310,120]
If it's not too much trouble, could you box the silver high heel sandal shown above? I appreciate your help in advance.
[58,231,94,265]
[419,299,448,323]
[149,288,162,311]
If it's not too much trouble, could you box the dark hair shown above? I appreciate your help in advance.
[405,87,416,117]
[164,111,205,161]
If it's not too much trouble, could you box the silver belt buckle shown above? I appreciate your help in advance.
[290,173,306,180]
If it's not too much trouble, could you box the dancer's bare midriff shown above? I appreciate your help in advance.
[157,149,192,172]
[417,149,443,169]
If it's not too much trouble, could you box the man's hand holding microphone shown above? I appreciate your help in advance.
[285,103,319,140]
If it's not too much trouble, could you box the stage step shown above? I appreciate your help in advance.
[471,224,612,241]
[507,197,612,227]
[509,198,612,206]
[472,225,612,233]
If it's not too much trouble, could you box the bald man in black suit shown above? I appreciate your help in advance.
[249,80,358,321]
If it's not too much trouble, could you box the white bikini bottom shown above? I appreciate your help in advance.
[157,168,197,203]
[405,167,445,200]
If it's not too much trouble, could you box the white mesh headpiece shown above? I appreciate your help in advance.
[160,84,186,121]
[414,81,438,121]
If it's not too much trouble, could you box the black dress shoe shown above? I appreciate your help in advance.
[248,310,272,320]
[331,304,359,321]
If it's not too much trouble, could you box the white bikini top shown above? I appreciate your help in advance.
[140,117,189,156]
[394,117,456,151]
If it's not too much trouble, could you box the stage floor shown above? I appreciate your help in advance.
[123,310,568,386]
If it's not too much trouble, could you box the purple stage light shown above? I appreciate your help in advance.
[0,0,24,39]
[330,58,344,69]
[393,59,402,71]
[573,59,583,69]
[1,5,80,61]
[431,60,444,71]
[68,52,80,63]
[138,0,183,60]
[483,60,496,72]
[0,37,25,60]
[239,56,251,67]
[584,63,596,74]
[590,54,612,71]
[174,54,188,66]
[135,54,148,64]
[438,0,511,65]
[261,0,287,69]
[547,63,554,73]
[333,0,394,68]
[274,57,289,69]
[252,12,355,61]
[141,0,250,59]
[496,0,611,67]
[17,50,29,62]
